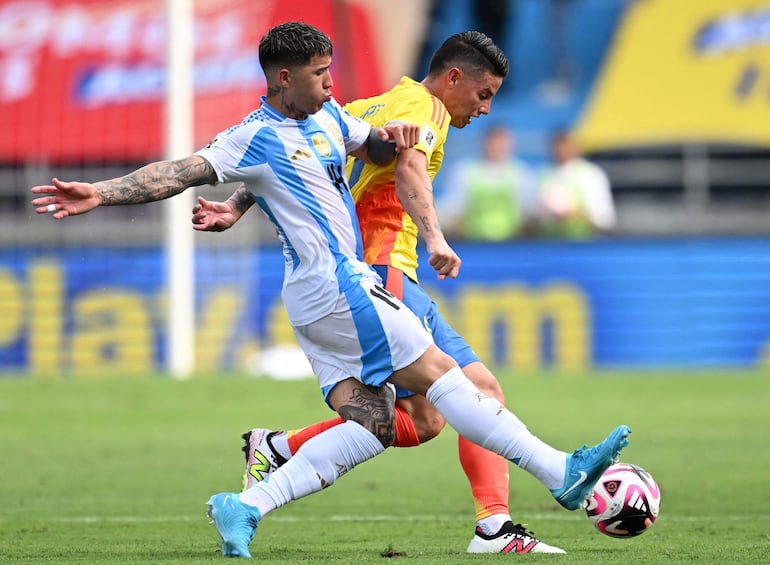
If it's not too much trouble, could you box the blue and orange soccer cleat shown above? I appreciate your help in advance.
[206,492,261,558]
[550,425,631,511]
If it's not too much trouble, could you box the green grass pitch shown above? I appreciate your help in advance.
[1,370,768,564]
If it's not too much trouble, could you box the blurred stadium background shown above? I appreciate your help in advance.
[2,0,770,378]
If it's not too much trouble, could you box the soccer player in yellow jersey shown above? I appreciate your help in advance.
[345,75,453,285]
[193,32,567,554]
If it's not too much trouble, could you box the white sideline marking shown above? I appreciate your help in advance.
[43,513,766,524]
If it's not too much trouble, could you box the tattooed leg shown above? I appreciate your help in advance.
[328,378,396,447]
[238,378,391,514]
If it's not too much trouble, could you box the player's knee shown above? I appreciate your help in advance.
[341,409,396,448]
[359,410,396,447]
[335,383,397,448]
[413,410,446,443]
[479,378,504,403]
[377,416,397,447]
[464,363,505,403]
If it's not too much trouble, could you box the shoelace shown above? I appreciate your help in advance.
[510,523,538,540]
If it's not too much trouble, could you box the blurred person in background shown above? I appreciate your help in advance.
[540,0,578,99]
[438,124,537,241]
[535,130,616,239]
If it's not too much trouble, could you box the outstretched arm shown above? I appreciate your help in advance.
[192,185,256,232]
[31,155,217,219]
[394,148,461,280]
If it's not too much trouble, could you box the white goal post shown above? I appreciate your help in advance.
[164,0,195,378]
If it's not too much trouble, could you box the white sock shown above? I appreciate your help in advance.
[267,431,291,460]
[477,513,511,535]
[239,420,384,515]
[426,367,567,490]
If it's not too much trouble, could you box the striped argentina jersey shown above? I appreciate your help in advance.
[344,76,450,282]
[196,96,376,326]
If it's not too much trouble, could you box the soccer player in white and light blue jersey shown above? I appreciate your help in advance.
[31,22,630,559]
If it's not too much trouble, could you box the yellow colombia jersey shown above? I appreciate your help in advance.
[344,76,450,282]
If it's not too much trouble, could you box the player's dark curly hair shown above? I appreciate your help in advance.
[259,21,333,73]
[427,31,509,79]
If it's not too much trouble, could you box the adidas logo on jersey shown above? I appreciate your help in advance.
[291,148,313,160]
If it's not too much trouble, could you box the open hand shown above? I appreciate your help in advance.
[192,196,238,232]
[31,178,101,219]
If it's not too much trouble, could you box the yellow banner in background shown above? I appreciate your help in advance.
[576,0,770,151]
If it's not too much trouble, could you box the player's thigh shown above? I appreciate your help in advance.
[389,342,457,396]
[391,271,479,369]
[397,276,501,399]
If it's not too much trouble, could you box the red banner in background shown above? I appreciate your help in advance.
[0,0,385,163]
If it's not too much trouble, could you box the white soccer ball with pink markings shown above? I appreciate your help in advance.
[585,462,661,538]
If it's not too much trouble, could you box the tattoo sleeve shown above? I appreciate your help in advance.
[364,130,397,166]
[95,156,217,205]
[227,185,256,214]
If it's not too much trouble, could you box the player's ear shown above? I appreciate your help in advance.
[277,68,291,87]
[448,68,462,86]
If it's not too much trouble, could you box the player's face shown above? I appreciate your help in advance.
[444,71,503,129]
[284,54,334,117]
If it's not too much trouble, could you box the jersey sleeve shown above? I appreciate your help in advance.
[384,96,449,163]
[196,129,244,184]
[196,125,270,185]
[326,98,371,153]
[345,84,449,164]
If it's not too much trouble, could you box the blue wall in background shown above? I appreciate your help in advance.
[2,238,769,374]
[417,238,770,368]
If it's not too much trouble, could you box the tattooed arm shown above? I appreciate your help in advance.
[349,121,420,166]
[31,155,217,220]
[192,185,256,232]
[394,148,461,280]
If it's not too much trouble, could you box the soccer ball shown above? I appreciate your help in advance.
[585,462,661,538]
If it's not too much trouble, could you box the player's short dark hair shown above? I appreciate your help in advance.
[259,21,333,73]
[427,31,509,80]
